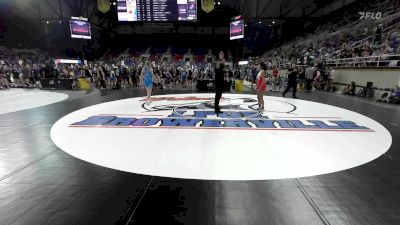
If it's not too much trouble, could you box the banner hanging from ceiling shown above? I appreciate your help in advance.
[97,0,110,13]
[201,0,214,13]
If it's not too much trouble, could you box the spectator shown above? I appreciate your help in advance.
[325,67,335,91]
[377,86,400,103]
[336,81,356,95]
[298,67,306,91]
[0,73,10,89]
[271,66,281,91]
[305,65,315,91]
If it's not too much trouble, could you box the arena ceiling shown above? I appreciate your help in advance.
[0,0,357,50]
[0,0,356,21]
[238,0,357,19]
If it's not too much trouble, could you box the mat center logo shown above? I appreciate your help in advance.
[70,96,373,132]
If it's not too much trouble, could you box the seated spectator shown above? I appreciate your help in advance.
[389,86,400,103]
[378,86,400,104]
[153,74,163,89]
[336,81,356,95]
[0,74,10,89]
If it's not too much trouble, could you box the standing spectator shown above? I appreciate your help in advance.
[325,67,335,91]
[320,68,329,91]
[271,66,281,91]
[187,69,193,87]
[120,66,129,88]
[12,66,21,87]
[180,68,187,87]
[298,67,306,91]
[305,65,315,91]
[131,67,138,87]
[374,25,382,43]
[314,70,322,90]
[97,65,107,89]
[0,71,10,88]
[21,64,30,87]
[153,73,163,90]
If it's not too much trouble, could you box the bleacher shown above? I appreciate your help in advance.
[100,44,215,64]
[262,0,400,69]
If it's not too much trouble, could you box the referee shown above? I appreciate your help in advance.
[282,65,299,99]
[214,51,225,114]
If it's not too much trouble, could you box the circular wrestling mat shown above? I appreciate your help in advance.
[51,93,392,180]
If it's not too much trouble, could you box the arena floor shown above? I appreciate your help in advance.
[0,87,399,225]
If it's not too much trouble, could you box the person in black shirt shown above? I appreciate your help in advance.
[227,67,234,92]
[282,65,298,99]
[298,67,306,91]
[375,25,382,43]
[214,51,225,114]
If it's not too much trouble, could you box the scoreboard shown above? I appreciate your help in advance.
[118,0,197,22]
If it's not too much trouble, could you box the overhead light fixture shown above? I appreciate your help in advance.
[272,21,275,24]
[46,21,50,24]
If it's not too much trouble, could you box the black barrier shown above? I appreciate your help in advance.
[196,80,232,91]
[196,80,214,91]
[40,78,74,90]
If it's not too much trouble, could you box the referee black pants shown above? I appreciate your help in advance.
[215,88,223,111]
[283,82,297,97]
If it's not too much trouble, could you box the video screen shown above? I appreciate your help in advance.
[70,17,91,39]
[230,19,244,40]
[117,0,137,21]
[118,0,197,22]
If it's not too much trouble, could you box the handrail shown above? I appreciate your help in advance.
[330,18,400,58]
[351,36,373,48]
[324,54,400,67]
[326,10,399,42]
[301,8,400,58]
[263,1,400,60]
[326,56,381,62]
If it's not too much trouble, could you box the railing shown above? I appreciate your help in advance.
[324,55,400,67]
[351,20,400,48]
[330,12,400,59]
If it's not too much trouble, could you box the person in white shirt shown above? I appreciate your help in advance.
[325,68,335,91]
[305,66,315,91]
